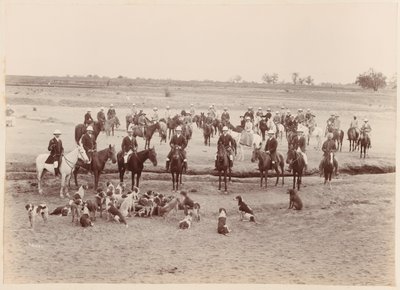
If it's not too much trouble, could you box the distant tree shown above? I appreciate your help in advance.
[87,74,92,78]
[117,75,124,79]
[230,75,242,83]
[164,87,171,98]
[261,73,273,84]
[298,77,305,85]
[271,73,279,84]
[355,68,386,91]
[305,75,314,85]
[292,72,299,85]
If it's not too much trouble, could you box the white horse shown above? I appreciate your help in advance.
[36,145,90,198]
[276,123,285,142]
[230,130,263,161]
[309,126,324,150]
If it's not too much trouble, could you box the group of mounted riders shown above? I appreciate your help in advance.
[45,101,372,181]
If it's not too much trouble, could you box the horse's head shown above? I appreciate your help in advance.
[108,144,117,164]
[148,146,158,166]
[251,146,260,163]
[77,145,90,164]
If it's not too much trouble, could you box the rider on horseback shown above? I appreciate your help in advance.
[350,115,360,135]
[97,107,106,131]
[166,126,187,171]
[305,109,312,121]
[81,125,97,162]
[326,113,336,133]
[265,108,272,120]
[319,133,338,176]
[165,105,172,121]
[221,107,230,125]
[131,103,137,116]
[84,109,93,127]
[264,130,278,166]
[333,114,341,131]
[360,118,372,147]
[138,111,147,139]
[122,127,138,166]
[295,109,305,125]
[244,106,254,122]
[296,128,308,171]
[215,126,235,169]
[189,104,195,116]
[107,104,116,120]
[47,129,64,177]
[151,107,159,124]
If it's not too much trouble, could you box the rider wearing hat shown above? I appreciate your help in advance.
[215,126,235,169]
[305,108,312,121]
[326,113,336,133]
[107,104,116,120]
[284,110,292,128]
[350,115,360,135]
[84,109,93,127]
[296,128,308,171]
[319,133,338,176]
[265,129,278,165]
[221,107,230,125]
[265,108,272,120]
[165,105,172,120]
[47,129,64,176]
[121,127,138,166]
[273,111,281,125]
[333,114,341,131]
[244,106,254,122]
[151,107,159,123]
[360,118,372,147]
[131,103,138,116]
[295,109,305,125]
[81,125,97,162]
[166,126,187,171]
[97,107,106,130]
[287,115,298,133]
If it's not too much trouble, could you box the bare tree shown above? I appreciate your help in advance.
[305,75,314,85]
[230,75,242,83]
[298,77,305,85]
[271,73,279,84]
[292,72,299,85]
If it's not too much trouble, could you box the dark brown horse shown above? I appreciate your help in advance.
[105,116,120,137]
[347,127,359,152]
[166,115,181,139]
[74,121,103,144]
[71,145,117,190]
[359,133,370,159]
[181,124,192,142]
[216,144,231,193]
[286,147,305,190]
[193,113,205,128]
[131,122,161,149]
[170,145,185,192]
[117,147,158,190]
[259,119,269,141]
[251,147,284,189]
[322,151,335,190]
[203,123,213,146]
[332,129,344,152]
[212,118,222,136]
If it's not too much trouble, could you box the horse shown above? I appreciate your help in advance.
[117,147,158,190]
[251,147,284,189]
[216,144,232,193]
[166,115,181,139]
[71,145,117,190]
[230,131,263,161]
[259,119,269,141]
[212,118,222,136]
[359,133,370,158]
[169,145,185,192]
[286,147,305,190]
[75,121,103,144]
[181,123,193,141]
[158,121,168,144]
[322,151,334,190]
[347,127,359,152]
[105,116,120,136]
[193,113,204,128]
[36,145,90,197]
[131,122,161,149]
[276,123,285,142]
[203,123,213,146]
[332,129,344,151]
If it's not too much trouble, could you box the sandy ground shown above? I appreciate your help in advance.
[3,83,396,284]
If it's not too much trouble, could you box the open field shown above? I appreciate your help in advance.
[3,78,397,284]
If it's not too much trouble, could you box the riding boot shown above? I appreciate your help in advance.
[54,168,60,177]
[166,161,170,171]
[214,160,218,170]
[229,160,233,168]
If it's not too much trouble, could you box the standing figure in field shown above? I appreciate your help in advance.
[45,129,64,177]
[221,107,230,126]
[122,128,138,166]
[81,125,97,162]
[107,104,116,120]
[97,107,106,131]
[264,130,279,166]
[215,126,235,169]
[319,133,338,176]
[166,126,187,171]
[151,107,159,124]
[84,109,93,127]
[189,103,195,117]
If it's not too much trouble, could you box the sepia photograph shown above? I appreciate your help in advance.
[2,0,398,286]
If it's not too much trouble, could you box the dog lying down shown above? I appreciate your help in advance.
[25,203,49,229]
[234,195,258,223]
[178,212,193,230]
[50,205,70,216]
[217,208,231,236]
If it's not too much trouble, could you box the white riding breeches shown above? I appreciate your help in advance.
[296,148,308,165]
[124,150,133,163]
[53,161,58,168]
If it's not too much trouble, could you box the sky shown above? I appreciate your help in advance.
[4,1,398,84]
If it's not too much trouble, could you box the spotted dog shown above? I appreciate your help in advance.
[80,203,94,228]
[69,199,83,225]
[50,205,70,216]
[75,184,88,200]
[107,202,128,227]
[217,208,231,235]
[25,203,49,228]
[178,212,193,230]
[235,195,256,223]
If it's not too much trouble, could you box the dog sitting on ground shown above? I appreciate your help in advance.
[25,203,49,228]
[80,204,94,228]
[235,195,256,223]
[119,190,137,217]
[50,205,70,216]
[95,189,106,217]
[75,184,88,199]
[178,212,193,230]
[115,182,126,195]
[190,203,201,222]
[288,189,303,210]
[217,208,231,236]
[82,200,98,221]
[107,202,128,227]
[106,181,115,196]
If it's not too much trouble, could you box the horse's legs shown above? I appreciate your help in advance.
[229,167,232,182]
[297,174,301,191]
[171,173,175,191]
[292,172,296,190]
[37,169,44,195]
[224,170,227,193]
[94,171,99,190]
[73,166,79,187]
[136,172,141,189]
[264,170,268,189]
[259,170,263,187]
[218,171,222,190]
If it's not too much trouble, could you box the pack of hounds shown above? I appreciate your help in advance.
[25,183,303,235]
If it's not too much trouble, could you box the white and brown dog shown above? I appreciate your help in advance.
[217,208,231,235]
[80,204,94,228]
[178,212,193,230]
[235,195,257,223]
[75,184,88,200]
[50,205,70,216]
[25,203,49,228]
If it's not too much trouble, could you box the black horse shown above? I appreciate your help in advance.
[166,115,182,140]
[71,145,117,190]
[286,147,305,190]
[203,123,213,146]
[251,147,284,189]
[170,145,185,192]
[359,133,370,159]
[117,147,158,190]
[75,121,103,144]
[216,144,231,193]
[347,127,359,152]
[332,129,344,152]
[131,122,161,149]
[322,151,335,190]
[259,119,269,141]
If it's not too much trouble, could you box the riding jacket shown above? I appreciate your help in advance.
[217,134,235,148]
[48,137,64,159]
[170,134,187,149]
[97,111,106,123]
[265,137,278,153]
[84,113,93,126]
[244,111,254,122]
[360,123,371,134]
[81,133,96,153]
[107,108,116,120]
[221,112,230,123]
[121,136,138,153]
[322,139,337,156]
[350,119,359,129]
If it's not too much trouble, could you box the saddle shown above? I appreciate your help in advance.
[45,154,62,165]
